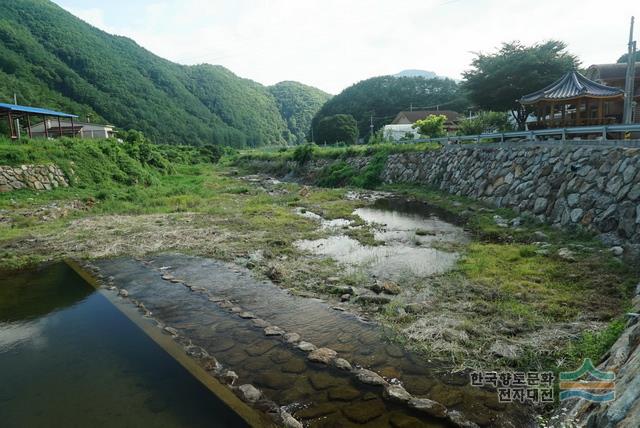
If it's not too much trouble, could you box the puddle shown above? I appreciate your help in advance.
[94,254,532,427]
[295,198,469,280]
[0,263,248,428]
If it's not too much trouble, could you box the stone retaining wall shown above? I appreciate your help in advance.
[0,164,69,192]
[380,144,640,245]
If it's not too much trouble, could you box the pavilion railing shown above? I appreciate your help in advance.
[407,123,640,145]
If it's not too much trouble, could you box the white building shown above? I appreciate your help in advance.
[383,110,462,141]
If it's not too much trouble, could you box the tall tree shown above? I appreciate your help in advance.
[315,114,358,145]
[312,76,468,139]
[462,41,579,129]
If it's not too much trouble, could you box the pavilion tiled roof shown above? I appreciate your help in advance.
[520,70,624,105]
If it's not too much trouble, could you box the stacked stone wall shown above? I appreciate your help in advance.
[0,164,69,192]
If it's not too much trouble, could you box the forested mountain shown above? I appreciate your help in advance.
[311,75,468,140]
[268,81,331,144]
[0,0,324,147]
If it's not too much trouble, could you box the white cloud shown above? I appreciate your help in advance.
[55,0,639,94]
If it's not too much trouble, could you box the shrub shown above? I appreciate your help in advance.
[292,143,315,166]
[412,115,447,138]
[457,111,515,136]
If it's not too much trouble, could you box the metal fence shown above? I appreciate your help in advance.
[410,123,640,144]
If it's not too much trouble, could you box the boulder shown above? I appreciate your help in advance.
[408,397,447,418]
[237,384,261,404]
[264,326,285,336]
[297,341,317,352]
[354,368,387,386]
[383,384,412,403]
[283,332,301,344]
[333,358,352,371]
[307,347,337,364]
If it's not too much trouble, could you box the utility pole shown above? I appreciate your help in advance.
[370,114,374,136]
[623,16,637,124]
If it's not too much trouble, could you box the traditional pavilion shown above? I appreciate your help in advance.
[0,102,78,139]
[520,70,625,129]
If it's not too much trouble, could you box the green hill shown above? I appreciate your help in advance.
[268,81,331,144]
[311,75,468,140]
[0,0,324,147]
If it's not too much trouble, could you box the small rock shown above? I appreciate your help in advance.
[279,410,303,428]
[264,326,285,336]
[557,248,576,262]
[163,326,178,336]
[408,397,447,418]
[222,370,239,385]
[118,289,129,297]
[356,295,391,305]
[447,410,480,428]
[332,306,345,311]
[333,358,352,371]
[201,356,221,372]
[354,368,387,386]
[239,311,256,319]
[340,293,351,302]
[489,340,523,361]
[161,274,175,281]
[230,306,243,313]
[237,384,261,404]
[297,341,317,352]
[383,384,412,403]
[283,332,301,344]
[251,318,271,328]
[307,347,337,364]
[382,281,401,295]
[609,246,624,257]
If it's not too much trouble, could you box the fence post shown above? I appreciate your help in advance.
[602,126,607,141]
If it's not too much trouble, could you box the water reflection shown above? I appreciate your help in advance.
[0,263,247,428]
[295,198,469,279]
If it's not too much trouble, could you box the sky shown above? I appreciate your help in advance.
[54,0,638,94]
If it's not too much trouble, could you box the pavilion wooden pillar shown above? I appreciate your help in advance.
[57,117,63,137]
[70,117,75,137]
[7,111,15,139]
[597,99,604,125]
[550,103,555,127]
[43,115,49,138]
[561,104,566,125]
[585,99,591,125]
[26,114,32,138]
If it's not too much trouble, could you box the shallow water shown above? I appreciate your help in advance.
[0,263,247,428]
[95,253,529,427]
[295,198,469,279]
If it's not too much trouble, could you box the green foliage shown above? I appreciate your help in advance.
[0,137,215,188]
[312,75,468,138]
[268,81,331,144]
[0,0,331,147]
[462,41,579,128]
[412,115,447,138]
[457,111,515,136]
[316,114,358,145]
[316,149,388,189]
[316,161,355,187]
[350,149,388,189]
[292,143,315,166]
[566,319,626,365]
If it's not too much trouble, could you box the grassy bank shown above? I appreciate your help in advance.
[235,141,441,162]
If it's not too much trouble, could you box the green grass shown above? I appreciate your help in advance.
[236,141,442,162]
